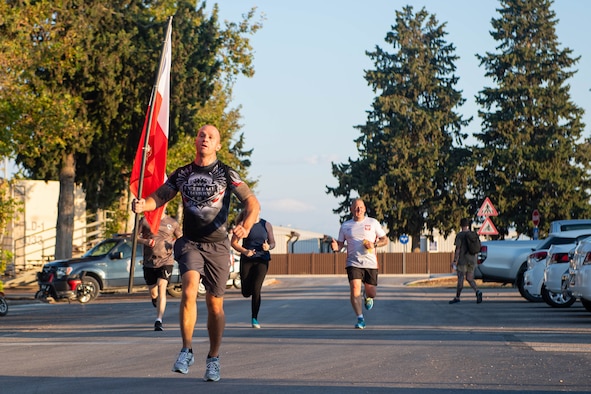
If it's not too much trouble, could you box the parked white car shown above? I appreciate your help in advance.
[568,239,591,312]
[523,243,574,305]
[542,244,576,308]
[518,229,591,302]
[523,249,549,298]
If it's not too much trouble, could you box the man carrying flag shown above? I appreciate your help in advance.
[132,124,260,382]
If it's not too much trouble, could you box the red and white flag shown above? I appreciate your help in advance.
[130,19,172,234]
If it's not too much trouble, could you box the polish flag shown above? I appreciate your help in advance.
[130,19,172,234]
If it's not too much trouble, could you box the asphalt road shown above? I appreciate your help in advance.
[1,275,591,394]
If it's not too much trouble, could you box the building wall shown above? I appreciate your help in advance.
[272,226,329,254]
[10,180,86,269]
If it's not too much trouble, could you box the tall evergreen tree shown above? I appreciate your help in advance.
[475,0,591,238]
[327,6,471,251]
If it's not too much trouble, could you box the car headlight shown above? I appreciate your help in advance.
[56,266,73,278]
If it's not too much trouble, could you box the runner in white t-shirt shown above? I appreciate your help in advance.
[331,199,388,329]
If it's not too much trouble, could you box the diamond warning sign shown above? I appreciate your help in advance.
[477,197,498,217]
[478,217,499,235]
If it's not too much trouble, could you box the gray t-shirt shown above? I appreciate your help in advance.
[139,215,182,268]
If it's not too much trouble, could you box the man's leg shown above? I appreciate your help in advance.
[364,283,377,299]
[455,271,465,297]
[172,270,198,374]
[149,283,158,305]
[156,277,168,321]
[180,270,199,349]
[466,270,483,303]
[349,278,363,316]
[205,293,225,358]
[466,271,478,291]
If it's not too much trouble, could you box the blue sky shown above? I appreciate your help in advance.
[212,0,591,237]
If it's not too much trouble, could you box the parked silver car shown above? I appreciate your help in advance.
[542,244,576,308]
[568,239,591,312]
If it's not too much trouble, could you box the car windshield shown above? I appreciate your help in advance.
[83,239,120,257]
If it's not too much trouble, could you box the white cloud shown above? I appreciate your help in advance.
[264,198,316,213]
[304,154,341,166]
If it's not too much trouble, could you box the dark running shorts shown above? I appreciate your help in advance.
[174,237,231,297]
[346,266,378,286]
[457,260,477,274]
[143,265,173,286]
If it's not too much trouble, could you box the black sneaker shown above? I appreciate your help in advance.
[154,320,163,331]
[449,297,460,304]
[151,298,158,307]
[476,291,483,304]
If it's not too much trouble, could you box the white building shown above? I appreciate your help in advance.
[272,226,331,254]
[6,180,87,270]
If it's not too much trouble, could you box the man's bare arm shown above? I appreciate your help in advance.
[233,195,261,239]
[132,184,177,213]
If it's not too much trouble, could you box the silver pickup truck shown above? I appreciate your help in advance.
[476,228,591,301]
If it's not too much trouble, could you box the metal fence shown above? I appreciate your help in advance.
[9,212,112,274]
[267,252,455,275]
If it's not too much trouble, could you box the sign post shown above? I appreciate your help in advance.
[477,197,499,236]
[399,234,409,274]
[532,209,540,240]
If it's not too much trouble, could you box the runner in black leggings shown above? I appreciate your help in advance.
[231,213,275,328]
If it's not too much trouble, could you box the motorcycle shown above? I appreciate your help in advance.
[0,291,8,316]
[35,270,92,303]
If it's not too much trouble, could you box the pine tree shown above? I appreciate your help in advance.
[475,0,591,237]
[327,6,471,250]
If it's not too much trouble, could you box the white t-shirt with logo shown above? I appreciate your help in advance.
[337,217,386,269]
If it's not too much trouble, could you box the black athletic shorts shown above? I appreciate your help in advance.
[346,266,378,286]
[143,265,173,286]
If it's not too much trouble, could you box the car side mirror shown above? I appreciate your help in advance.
[110,251,124,260]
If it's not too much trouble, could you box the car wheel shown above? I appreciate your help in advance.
[0,296,7,316]
[77,276,100,304]
[541,284,576,308]
[517,264,543,302]
[167,282,182,298]
[34,290,47,301]
[580,297,591,312]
